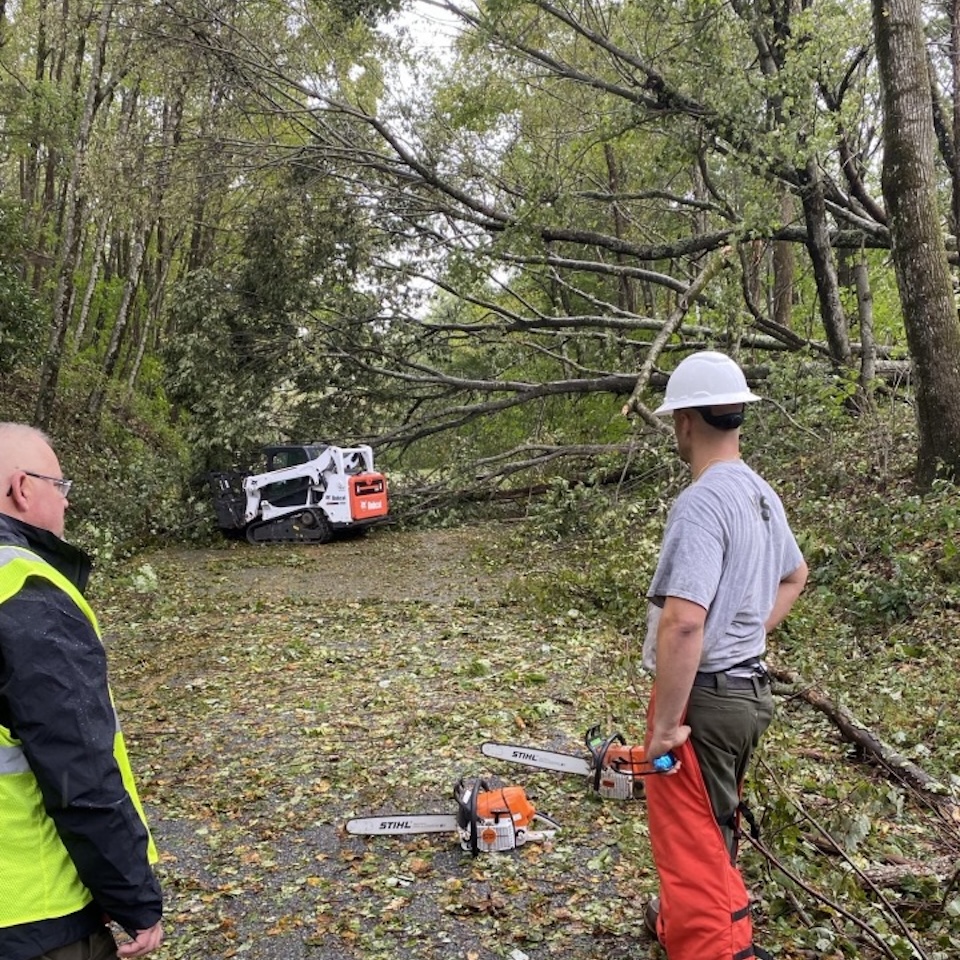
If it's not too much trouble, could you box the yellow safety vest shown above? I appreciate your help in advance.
[0,545,157,927]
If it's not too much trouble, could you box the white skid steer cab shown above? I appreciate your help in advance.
[209,443,389,545]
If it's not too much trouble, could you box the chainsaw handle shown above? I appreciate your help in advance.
[586,726,678,780]
[586,728,626,792]
[454,776,492,858]
[585,725,625,758]
[533,810,561,830]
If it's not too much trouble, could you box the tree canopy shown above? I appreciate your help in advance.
[1,0,959,486]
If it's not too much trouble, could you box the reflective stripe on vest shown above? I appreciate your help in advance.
[0,743,30,775]
[0,545,157,929]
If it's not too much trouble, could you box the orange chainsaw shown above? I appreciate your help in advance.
[481,725,678,800]
[344,777,560,855]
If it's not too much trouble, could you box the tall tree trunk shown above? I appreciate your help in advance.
[63,212,86,332]
[854,257,877,414]
[950,0,960,237]
[124,312,150,394]
[874,0,960,483]
[73,216,108,351]
[603,143,636,315]
[742,239,764,313]
[87,224,146,420]
[35,0,116,427]
[22,0,50,291]
[126,270,167,396]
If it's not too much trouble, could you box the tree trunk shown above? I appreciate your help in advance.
[873,0,960,484]
[73,217,108,351]
[22,0,50,292]
[854,258,877,410]
[773,191,796,330]
[35,0,116,427]
[799,158,852,366]
[86,224,146,420]
[950,0,960,237]
[126,285,159,395]
[63,212,86,335]
[603,143,636,315]
[859,857,957,890]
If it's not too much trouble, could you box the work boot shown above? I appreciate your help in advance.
[643,896,661,942]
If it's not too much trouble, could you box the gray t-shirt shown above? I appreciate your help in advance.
[643,460,804,674]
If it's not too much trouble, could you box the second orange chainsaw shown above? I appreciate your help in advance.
[481,724,677,800]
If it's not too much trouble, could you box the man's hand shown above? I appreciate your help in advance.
[117,921,164,957]
[765,559,808,633]
[645,723,691,770]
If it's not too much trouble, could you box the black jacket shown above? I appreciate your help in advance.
[0,514,162,959]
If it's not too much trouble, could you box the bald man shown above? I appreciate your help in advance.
[0,423,163,960]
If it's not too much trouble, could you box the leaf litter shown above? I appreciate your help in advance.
[97,524,960,960]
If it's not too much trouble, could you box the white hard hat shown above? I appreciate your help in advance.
[654,351,762,415]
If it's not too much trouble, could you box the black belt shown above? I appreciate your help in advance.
[693,669,770,690]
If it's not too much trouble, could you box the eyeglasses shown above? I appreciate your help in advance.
[23,471,73,498]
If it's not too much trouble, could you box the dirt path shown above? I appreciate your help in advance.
[103,525,661,960]
[173,526,517,604]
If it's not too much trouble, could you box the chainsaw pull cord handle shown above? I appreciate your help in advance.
[587,729,626,792]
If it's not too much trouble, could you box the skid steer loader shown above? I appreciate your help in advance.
[209,443,389,544]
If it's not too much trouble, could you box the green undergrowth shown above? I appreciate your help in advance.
[498,391,960,959]
[1,367,194,564]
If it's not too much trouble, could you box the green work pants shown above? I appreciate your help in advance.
[30,928,118,960]
[685,679,774,857]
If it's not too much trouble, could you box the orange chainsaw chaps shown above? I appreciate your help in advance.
[475,785,536,828]
[645,737,755,960]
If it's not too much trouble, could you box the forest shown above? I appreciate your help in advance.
[2,0,960,513]
[2,0,960,957]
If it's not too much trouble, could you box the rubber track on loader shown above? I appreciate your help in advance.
[246,509,333,545]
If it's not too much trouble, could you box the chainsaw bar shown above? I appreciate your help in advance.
[481,731,678,801]
[344,779,559,854]
[345,813,458,836]
[480,742,592,776]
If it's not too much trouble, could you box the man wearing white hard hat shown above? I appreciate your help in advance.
[640,351,808,960]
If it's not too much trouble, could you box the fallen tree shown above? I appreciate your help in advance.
[768,662,959,822]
